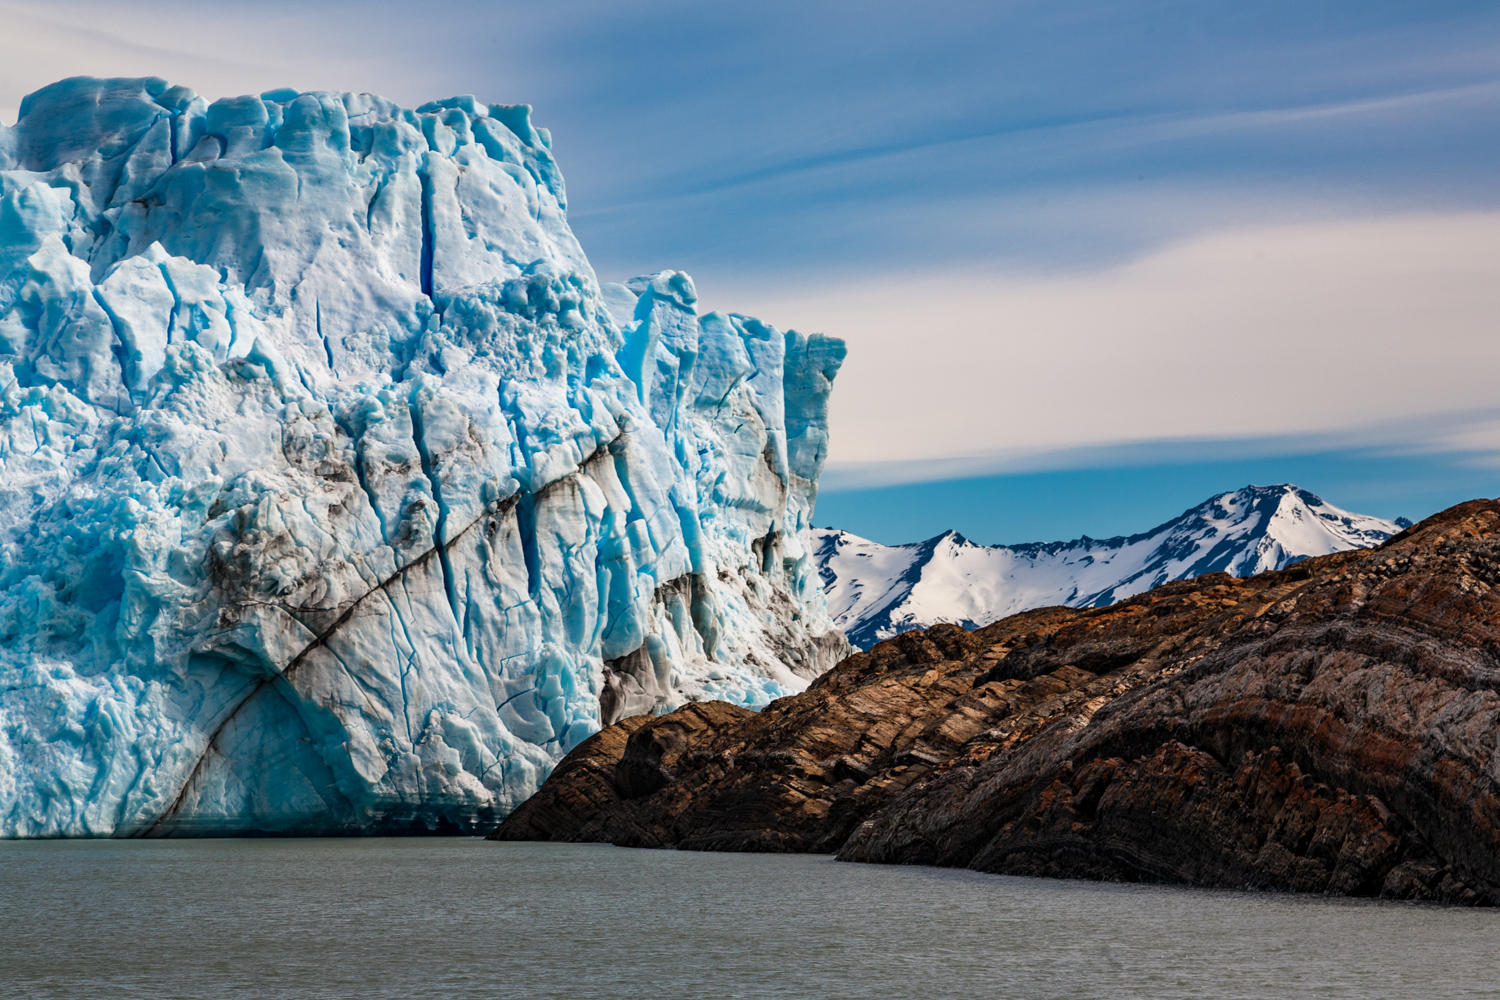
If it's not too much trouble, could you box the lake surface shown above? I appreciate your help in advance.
[1,838,1496,999]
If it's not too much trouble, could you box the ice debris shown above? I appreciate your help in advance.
[0,77,848,836]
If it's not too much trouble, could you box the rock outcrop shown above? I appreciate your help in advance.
[493,499,1500,904]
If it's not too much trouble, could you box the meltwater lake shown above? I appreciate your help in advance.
[2,839,1496,999]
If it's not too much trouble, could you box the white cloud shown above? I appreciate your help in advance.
[0,0,492,111]
[0,3,239,106]
[4,6,1497,489]
[705,212,1500,467]
[815,408,1500,491]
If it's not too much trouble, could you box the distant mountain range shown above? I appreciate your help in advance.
[814,484,1410,649]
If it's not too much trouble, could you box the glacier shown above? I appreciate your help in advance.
[816,484,1409,649]
[0,76,848,836]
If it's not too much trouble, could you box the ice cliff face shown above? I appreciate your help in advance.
[817,484,1408,649]
[0,76,847,836]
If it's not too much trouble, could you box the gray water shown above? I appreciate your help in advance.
[1,839,1496,999]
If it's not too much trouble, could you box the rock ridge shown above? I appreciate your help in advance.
[493,498,1500,904]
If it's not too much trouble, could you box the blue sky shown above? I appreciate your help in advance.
[3,0,1499,542]
[818,446,1498,546]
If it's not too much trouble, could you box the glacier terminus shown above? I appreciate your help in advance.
[0,77,848,836]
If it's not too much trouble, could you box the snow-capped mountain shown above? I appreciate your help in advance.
[815,484,1410,649]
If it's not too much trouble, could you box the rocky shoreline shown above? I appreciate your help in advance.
[492,499,1500,905]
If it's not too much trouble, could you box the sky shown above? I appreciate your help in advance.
[3,0,1498,543]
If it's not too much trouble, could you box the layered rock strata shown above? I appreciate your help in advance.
[494,499,1500,904]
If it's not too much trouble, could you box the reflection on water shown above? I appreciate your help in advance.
[1,838,1496,999]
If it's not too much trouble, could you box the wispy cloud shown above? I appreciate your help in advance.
[1191,79,1500,129]
[821,408,1500,492]
[711,211,1500,470]
[0,3,244,68]
[573,78,1500,218]
[5,0,1497,285]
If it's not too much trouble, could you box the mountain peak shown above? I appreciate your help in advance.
[816,484,1406,649]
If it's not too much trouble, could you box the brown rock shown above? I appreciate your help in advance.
[492,499,1500,904]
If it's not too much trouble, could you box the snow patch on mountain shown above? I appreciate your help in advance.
[816,484,1408,650]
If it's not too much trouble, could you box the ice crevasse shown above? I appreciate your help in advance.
[0,77,849,836]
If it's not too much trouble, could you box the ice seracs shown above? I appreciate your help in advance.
[816,484,1408,649]
[0,76,846,837]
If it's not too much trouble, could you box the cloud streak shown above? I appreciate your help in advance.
[711,211,1500,468]
[4,0,1498,518]
[820,408,1500,493]
[573,77,1500,219]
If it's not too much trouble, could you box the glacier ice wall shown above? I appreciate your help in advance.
[0,76,848,836]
